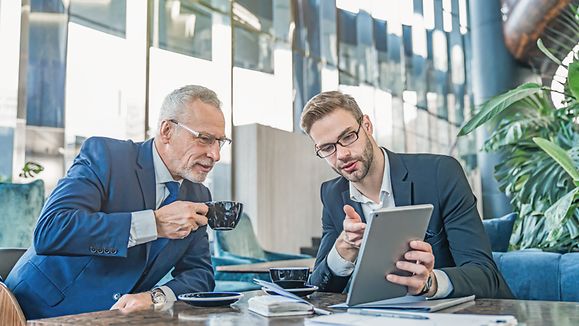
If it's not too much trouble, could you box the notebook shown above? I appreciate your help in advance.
[248,295,314,317]
[331,295,476,312]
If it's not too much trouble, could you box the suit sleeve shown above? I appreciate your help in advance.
[163,186,215,295]
[164,225,215,295]
[309,183,351,293]
[436,157,513,299]
[33,138,132,257]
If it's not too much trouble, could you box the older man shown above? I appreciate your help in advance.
[6,85,231,319]
[301,91,513,299]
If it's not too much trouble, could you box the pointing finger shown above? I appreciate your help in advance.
[343,205,362,222]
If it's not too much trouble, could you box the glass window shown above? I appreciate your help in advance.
[27,2,67,128]
[385,23,404,95]
[233,0,274,73]
[234,0,273,33]
[357,10,375,85]
[374,18,388,90]
[156,0,213,61]
[233,25,274,73]
[338,9,358,85]
[69,0,126,38]
[320,0,338,66]
[292,0,321,59]
[293,53,321,131]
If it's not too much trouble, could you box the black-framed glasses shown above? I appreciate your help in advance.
[169,120,232,149]
[315,120,362,158]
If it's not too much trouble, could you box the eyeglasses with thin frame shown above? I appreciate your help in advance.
[169,119,232,149]
[315,119,363,158]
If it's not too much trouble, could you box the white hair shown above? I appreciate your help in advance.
[156,85,222,133]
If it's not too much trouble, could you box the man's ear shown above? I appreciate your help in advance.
[158,120,173,144]
[363,114,373,134]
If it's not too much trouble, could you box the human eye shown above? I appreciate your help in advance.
[197,134,215,145]
[318,144,335,154]
[341,131,357,143]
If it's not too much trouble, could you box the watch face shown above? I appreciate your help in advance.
[152,289,167,304]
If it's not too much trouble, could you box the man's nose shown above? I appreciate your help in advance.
[335,143,351,160]
[207,142,221,162]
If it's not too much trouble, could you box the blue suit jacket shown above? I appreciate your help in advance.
[310,149,513,299]
[6,137,215,319]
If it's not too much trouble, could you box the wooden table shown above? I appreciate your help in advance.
[216,258,316,273]
[29,290,578,325]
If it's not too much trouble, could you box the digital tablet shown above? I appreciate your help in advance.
[346,204,434,306]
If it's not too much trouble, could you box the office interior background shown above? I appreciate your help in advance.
[0,0,577,259]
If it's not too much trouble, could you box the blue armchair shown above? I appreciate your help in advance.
[212,213,311,282]
[0,180,45,247]
[482,214,579,302]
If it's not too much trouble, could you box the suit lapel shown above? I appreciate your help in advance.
[386,149,413,207]
[135,139,158,263]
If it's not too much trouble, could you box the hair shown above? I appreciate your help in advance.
[156,85,222,132]
[300,91,363,134]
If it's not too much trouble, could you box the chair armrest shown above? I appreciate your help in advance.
[264,251,312,261]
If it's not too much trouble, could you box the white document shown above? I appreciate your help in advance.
[305,312,517,326]
[248,295,313,317]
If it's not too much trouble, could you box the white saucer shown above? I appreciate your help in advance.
[178,292,244,307]
[262,285,319,297]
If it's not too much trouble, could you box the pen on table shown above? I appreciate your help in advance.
[313,307,332,315]
[348,309,430,320]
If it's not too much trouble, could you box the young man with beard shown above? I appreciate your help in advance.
[6,85,231,319]
[300,91,512,299]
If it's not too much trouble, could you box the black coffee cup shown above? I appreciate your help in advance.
[205,201,243,230]
[269,267,310,289]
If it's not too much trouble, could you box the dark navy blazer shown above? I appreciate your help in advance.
[310,149,513,299]
[6,137,215,319]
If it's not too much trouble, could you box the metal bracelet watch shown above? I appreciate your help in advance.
[416,273,433,296]
[150,288,167,305]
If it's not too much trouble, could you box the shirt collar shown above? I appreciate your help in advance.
[349,148,392,204]
[152,141,183,186]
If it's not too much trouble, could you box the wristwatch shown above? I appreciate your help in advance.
[150,288,167,305]
[416,273,433,296]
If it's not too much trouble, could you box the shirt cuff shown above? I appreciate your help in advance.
[128,210,158,248]
[158,285,177,302]
[327,243,356,277]
[428,269,454,299]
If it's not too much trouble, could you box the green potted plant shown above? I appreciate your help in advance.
[458,38,578,252]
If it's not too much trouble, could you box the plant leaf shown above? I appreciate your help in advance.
[533,137,579,182]
[568,60,579,100]
[544,188,578,242]
[537,38,562,66]
[458,83,543,136]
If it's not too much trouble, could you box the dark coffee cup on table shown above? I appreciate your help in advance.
[205,201,243,230]
[269,267,310,289]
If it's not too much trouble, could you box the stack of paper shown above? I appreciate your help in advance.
[248,295,314,317]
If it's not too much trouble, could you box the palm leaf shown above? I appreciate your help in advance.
[544,188,578,245]
[533,137,579,182]
[458,83,543,136]
[537,38,562,66]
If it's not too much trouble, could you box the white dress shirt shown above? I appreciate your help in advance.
[127,142,182,302]
[326,148,453,299]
